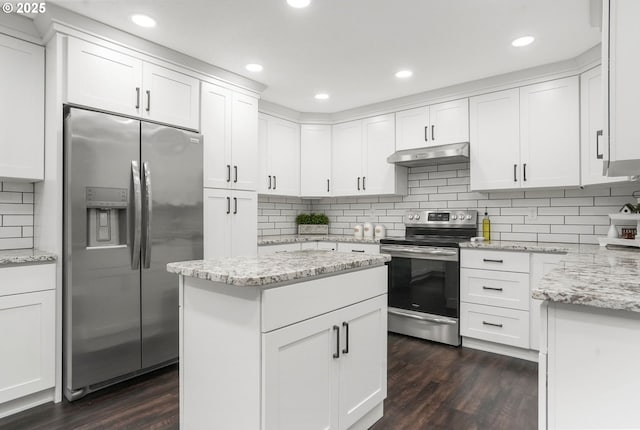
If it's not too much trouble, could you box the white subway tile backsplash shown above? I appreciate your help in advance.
[550,197,594,207]
[0,192,23,203]
[2,182,33,193]
[538,233,580,243]
[501,232,538,242]
[512,224,551,233]
[0,227,22,238]
[551,225,594,234]
[564,215,610,225]
[0,182,34,250]
[537,206,580,216]
[0,237,33,249]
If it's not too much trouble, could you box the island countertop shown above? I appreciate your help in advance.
[532,246,640,313]
[258,234,379,246]
[167,250,390,287]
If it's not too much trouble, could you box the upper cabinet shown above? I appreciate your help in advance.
[395,99,469,151]
[201,82,258,191]
[332,114,407,196]
[66,37,200,130]
[602,0,640,176]
[470,77,579,191]
[580,67,626,186]
[300,125,332,197]
[0,34,44,181]
[258,114,301,196]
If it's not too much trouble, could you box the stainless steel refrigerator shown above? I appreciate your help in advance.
[63,107,203,401]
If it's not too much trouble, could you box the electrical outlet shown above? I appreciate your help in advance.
[528,207,537,221]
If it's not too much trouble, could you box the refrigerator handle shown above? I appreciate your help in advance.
[142,161,152,269]
[130,161,142,270]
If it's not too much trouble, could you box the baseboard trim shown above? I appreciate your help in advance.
[0,388,55,420]
[462,337,539,362]
[350,402,384,430]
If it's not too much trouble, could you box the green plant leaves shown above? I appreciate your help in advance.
[295,213,329,225]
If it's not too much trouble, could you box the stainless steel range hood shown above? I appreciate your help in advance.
[387,142,469,167]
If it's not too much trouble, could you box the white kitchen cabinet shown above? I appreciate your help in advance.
[263,295,387,430]
[469,89,520,191]
[0,264,55,411]
[66,37,200,130]
[395,99,469,150]
[258,114,300,196]
[470,77,579,191]
[301,125,332,197]
[258,243,302,256]
[201,83,258,190]
[317,242,338,251]
[336,243,379,255]
[332,115,407,197]
[529,253,564,351]
[602,0,640,176]
[519,77,579,188]
[203,188,257,258]
[0,34,44,181]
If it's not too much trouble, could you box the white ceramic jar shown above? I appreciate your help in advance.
[353,224,363,239]
[374,224,386,240]
[363,222,373,239]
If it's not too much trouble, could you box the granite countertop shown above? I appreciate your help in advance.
[258,234,380,246]
[167,250,390,287]
[0,249,58,265]
[459,240,577,254]
[532,245,640,313]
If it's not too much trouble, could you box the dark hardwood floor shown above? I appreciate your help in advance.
[0,334,537,430]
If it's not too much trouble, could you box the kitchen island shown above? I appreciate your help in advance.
[167,250,390,430]
[533,246,640,430]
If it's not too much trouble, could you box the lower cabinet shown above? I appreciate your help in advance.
[263,295,387,430]
[336,243,380,255]
[204,188,257,258]
[258,243,301,256]
[0,264,56,410]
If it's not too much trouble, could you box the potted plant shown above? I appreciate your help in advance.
[296,213,329,235]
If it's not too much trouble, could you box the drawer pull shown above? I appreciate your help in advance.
[482,321,503,328]
[333,325,340,359]
[483,258,504,263]
[482,286,503,292]
[352,249,365,253]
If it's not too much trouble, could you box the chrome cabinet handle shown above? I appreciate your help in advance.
[333,325,340,359]
[273,175,277,190]
[226,197,230,214]
[388,309,457,325]
[142,162,152,269]
[145,90,151,112]
[523,163,527,181]
[431,125,435,141]
[130,161,142,270]
[483,258,504,263]
[233,197,237,214]
[351,249,365,253]
[482,286,503,292]
[357,177,361,190]
[268,175,272,190]
[482,321,503,328]
[424,126,428,141]
[596,130,604,160]
[342,322,349,354]
[513,164,517,182]
[135,87,140,109]
[234,166,238,183]
[227,165,231,182]
[362,176,366,190]
[327,179,330,193]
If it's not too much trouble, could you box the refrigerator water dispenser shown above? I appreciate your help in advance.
[86,187,128,247]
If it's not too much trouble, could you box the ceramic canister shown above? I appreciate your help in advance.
[353,224,363,239]
[363,222,373,239]
[374,224,386,240]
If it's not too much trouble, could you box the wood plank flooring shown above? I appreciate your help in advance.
[0,334,537,430]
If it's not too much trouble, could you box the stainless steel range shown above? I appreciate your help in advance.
[380,210,477,346]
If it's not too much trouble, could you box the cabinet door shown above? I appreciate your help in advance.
[605,0,640,175]
[430,98,469,146]
[66,37,142,118]
[268,117,300,196]
[201,83,232,189]
[231,93,259,191]
[142,62,200,130]
[530,253,564,351]
[520,77,579,188]
[301,125,332,197]
[263,311,340,430]
[337,295,387,430]
[469,89,520,191]
[0,34,44,181]
[203,188,231,258]
[230,190,257,257]
[332,121,363,196]
[0,290,55,403]
[258,114,271,193]
[395,106,429,150]
[362,114,396,195]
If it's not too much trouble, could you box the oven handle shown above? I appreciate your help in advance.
[380,245,458,261]
[388,309,457,325]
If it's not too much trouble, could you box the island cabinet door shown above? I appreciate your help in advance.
[336,295,387,430]
[263,310,340,430]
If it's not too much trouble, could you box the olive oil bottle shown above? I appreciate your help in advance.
[482,208,491,241]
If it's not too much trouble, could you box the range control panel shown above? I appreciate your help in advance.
[405,210,477,226]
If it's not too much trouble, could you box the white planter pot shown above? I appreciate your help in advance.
[298,224,329,235]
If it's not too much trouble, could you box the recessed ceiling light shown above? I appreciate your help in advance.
[512,36,535,47]
[287,0,311,8]
[131,14,156,28]
[395,70,413,79]
[314,93,330,100]
[245,64,263,72]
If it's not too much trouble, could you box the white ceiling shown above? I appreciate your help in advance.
[49,0,601,113]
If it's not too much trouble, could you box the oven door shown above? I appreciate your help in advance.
[381,245,459,318]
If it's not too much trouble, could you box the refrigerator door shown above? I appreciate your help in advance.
[64,108,142,397]
[141,122,203,368]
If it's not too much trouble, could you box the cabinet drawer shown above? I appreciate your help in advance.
[460,268,530,311]
[460,249,530,273]
[261,265,387,332]
[258,243,302,256]
[0,263,55,297]
[336,242,379,255]
[460,302,529,349]
[299,242,317,250]
[316,242,337,251]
